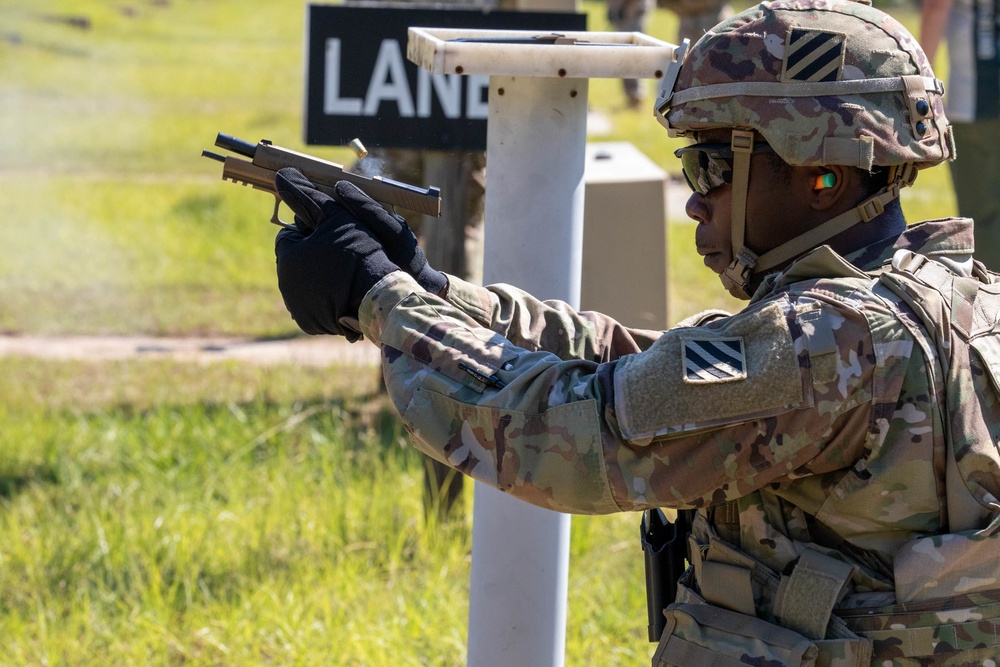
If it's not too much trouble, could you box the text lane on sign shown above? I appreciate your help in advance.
[324,38,488,120]
[305,5,586,149]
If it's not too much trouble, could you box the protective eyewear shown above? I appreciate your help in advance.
[674,142,774,195]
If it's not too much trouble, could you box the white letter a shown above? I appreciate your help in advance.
[364,39,414,117]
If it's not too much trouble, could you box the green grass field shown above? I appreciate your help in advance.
[0,0,958,663]
[0,357,650,665]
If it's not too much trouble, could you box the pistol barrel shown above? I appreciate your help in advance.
[201,150,226,163]
[215,133,258,159]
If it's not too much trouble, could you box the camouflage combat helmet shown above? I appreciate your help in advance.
[655,0,955,298]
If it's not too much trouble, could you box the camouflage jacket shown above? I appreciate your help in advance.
[359,218,1000,649]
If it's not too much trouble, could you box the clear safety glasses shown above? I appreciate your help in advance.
[674,142,775,195]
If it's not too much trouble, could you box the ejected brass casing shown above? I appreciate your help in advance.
[349,138,368,159]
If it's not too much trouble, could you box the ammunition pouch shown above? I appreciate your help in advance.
[653,589,871,667]
[653,515,872,666]
[653,512,1000,665]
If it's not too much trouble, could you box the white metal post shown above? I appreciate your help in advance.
[405,28,676,667]
[480,76,588,303]
[467,75,588,667]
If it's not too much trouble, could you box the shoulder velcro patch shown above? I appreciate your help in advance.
[614,301,806,442]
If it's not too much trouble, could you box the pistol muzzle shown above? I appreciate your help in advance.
[201,150,226,163]
[215,133,258,159]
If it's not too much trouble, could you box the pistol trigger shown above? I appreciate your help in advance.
[270,196,296,230]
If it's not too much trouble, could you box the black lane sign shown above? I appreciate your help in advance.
[304,5,586,150]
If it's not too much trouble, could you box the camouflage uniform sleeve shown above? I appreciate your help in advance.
[358,272,881,515]
[441,274,664,361]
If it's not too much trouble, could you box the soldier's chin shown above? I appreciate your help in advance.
[703,252,728,274]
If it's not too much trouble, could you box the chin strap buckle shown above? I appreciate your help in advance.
[720,248,759,300]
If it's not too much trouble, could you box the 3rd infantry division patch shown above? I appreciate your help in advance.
[682,337,747,384]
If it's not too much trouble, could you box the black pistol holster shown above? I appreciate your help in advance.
[640,508,692,642]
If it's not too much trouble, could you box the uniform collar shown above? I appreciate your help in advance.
[749,217,975,302]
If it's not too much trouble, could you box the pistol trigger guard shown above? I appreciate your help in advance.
[270,196,296,230]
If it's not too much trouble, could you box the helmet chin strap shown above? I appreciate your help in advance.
[718,130,917,300]
[719,130,759,300]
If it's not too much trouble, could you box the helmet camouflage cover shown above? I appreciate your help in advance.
[655,0,954,171]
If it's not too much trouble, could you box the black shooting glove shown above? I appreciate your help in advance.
[274,168,399,340]
[333,181,448,295]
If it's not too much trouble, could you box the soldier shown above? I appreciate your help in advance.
[920,0,1000,272]
[272,0,1000,663]
[605,0,656,108]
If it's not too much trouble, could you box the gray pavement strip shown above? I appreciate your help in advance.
[0,335,381,367]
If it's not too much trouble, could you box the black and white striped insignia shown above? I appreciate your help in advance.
[781,28,845,83]
[682,337,747,384]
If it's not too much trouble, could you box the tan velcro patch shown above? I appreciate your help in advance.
[615,301,805,442]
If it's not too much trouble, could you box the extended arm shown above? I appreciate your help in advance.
[919,0,953,64]
[360,272,881,515]
[440,275,666,362]
[331,179,665,361]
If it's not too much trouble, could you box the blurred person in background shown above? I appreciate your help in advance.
[921,0,1000,270]
[607,0,733,109]
[665,0,732,47]
[607,0,656,108]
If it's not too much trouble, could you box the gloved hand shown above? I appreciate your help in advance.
[332,181,448,296]
[274,168,399,339]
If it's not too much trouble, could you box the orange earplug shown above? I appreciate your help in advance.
[814,173,837,190]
